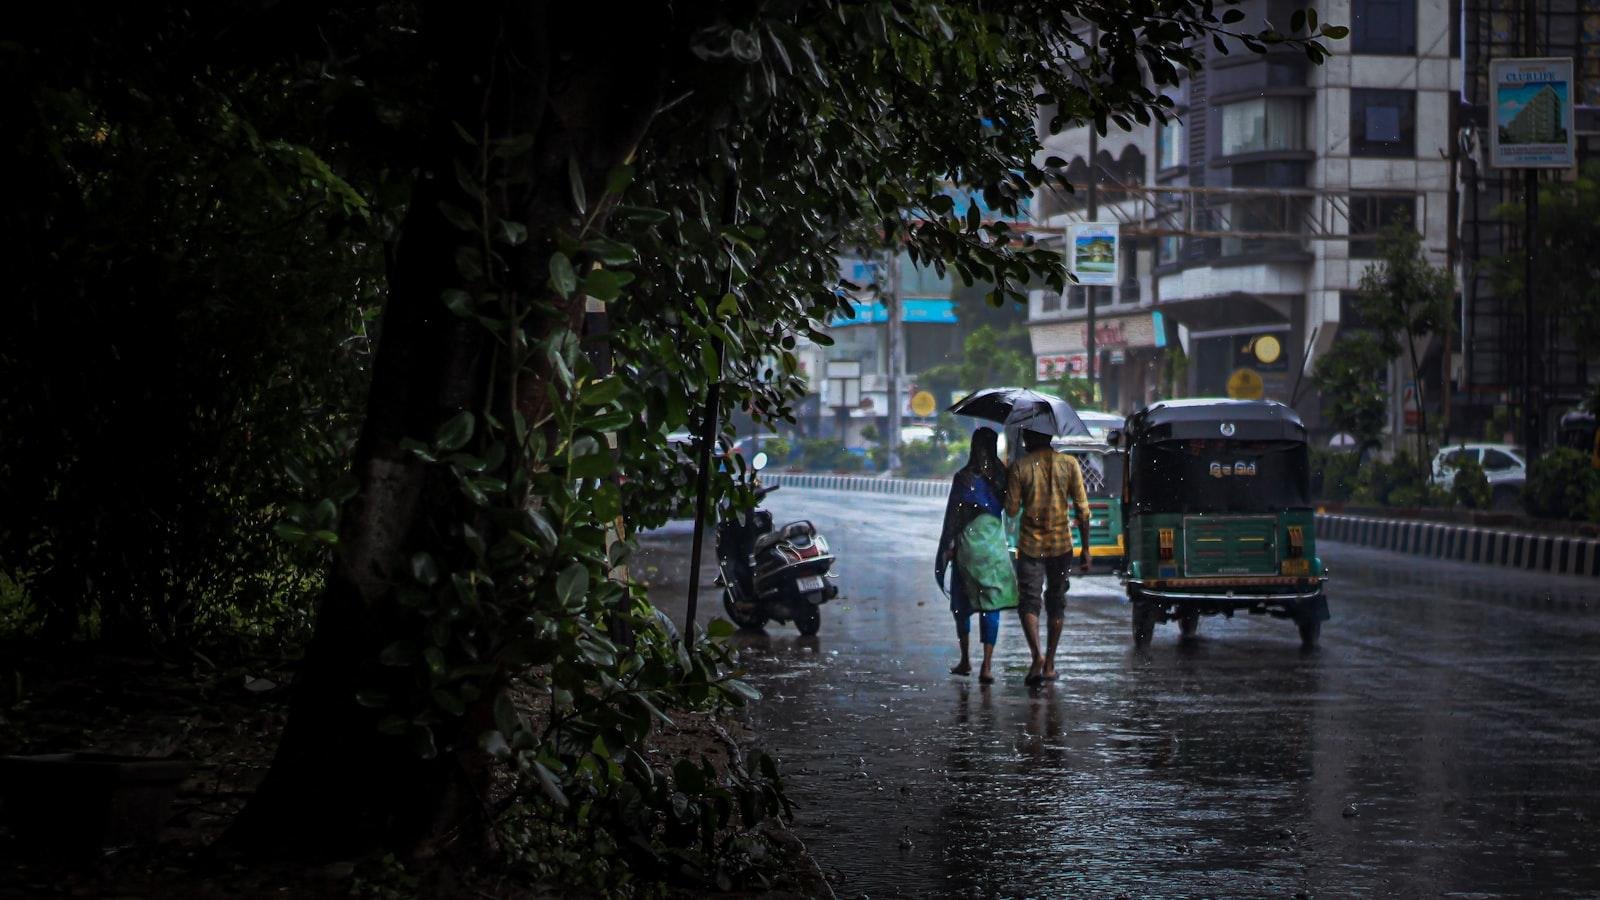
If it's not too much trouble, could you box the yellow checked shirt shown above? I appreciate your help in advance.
[1004,448,1090,559]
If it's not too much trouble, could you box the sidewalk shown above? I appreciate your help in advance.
[763,472,1600,579]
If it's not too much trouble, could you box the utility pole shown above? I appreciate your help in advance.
[1521,0,1542,461]
[1085,101,1099,405]
[884,247,903,471]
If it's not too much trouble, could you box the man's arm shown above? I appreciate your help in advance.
[1067,457,1092,570]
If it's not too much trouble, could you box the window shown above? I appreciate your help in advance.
[1219,98,1305,157]
[1352,0,1417,54]
[1483,449,1519,472]
[1440,448,1478,470]
[1157,117,1186,171]
[1158,235,1181,265]
[1066,286,1086,311]
[1350,90,1416,157]
[1348,194,1417,256]
[1039,290,1062,313]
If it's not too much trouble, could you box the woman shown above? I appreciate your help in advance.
[935,427,1018,684]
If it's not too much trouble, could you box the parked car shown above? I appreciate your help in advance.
[1431,443,1526,508]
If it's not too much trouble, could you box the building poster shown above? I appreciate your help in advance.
[1489,58,1576,169]
[1069,222,1119,286]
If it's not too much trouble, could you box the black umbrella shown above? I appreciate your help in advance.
[947,386,1089,437]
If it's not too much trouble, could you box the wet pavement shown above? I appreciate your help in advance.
[636,488,1600,897]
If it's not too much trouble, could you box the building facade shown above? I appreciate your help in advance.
[1030,0,1461,440]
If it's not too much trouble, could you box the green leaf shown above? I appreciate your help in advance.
[411,725,438,760]
[582,238,639,266]
[354,689,389,708]
[442,289,473,317]
[1320,24,1349,39]
[593,482,622,522]
[633,692,674,726]
[273,522,308,542]
[1290,9,1306,32]
[673,758,706,793]
[480,730,511,759]
[435,410,475,452]
[455,246,483,281]
[423,646,447,676]
[438,202,478,233]
[497,220,528,246]
[548,252,577,297]
[555,563,589,608]
[581,269,632,302]
[716,293,739,317]
[1221,8,1245,23]
[525,508,558,547]
[411,552,439,586]
[721,677,760,702]
[380,640,418,666]
[604,165,635,197]
[494,690,518,736]
[616,205,670,223]
[706,618,736,639]
[533,760,569,807]
[567,155,587,215]
[580,377,623,407]
[432,688,466,717]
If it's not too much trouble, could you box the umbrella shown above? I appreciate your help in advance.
[947,387,1089,437]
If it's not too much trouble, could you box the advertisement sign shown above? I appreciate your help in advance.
[1490,58,1576,169]
[1035,354,1087,380]
[1069,223,1119,287]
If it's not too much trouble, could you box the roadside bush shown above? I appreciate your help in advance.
[1358,452,1449,508]
[762,436,791,464]
[1522,448,1600,521]
[1310,447,1361,501]
[900,439,958,479]
[1450,456,1492,510]
[798,438,863,472]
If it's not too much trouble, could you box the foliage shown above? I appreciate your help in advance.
[1355,452,1449,508]
[1054,376,1097,409]
[900,438,960,479]
[797,438,861,472]
[3,0,1344,884]
[1449,456,1492,510]
[1522,448,1600,521]
[1491,161,1600,350]
[1161,347,1190,400]
[1,19,389,647]
[1313,333,1390,452]
[1352,224,1454,477]
[762,436,792,464]
[1309,448,1361,502]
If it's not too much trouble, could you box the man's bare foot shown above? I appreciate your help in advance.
[1024,662,1044,686]
[950,661,972,676]
[1042,665,1059,681]
[978,669,994,684]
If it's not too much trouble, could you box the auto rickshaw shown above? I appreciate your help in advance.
[1118,399,1329,648]
[1051,433,1125,572]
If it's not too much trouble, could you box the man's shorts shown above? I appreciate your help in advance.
[1015,553,1071,619]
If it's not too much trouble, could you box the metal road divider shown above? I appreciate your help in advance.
[761,473,1600,579]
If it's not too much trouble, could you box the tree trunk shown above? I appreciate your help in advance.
[227,1,666,858]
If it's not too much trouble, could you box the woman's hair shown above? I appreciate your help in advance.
[967,427,1005,488]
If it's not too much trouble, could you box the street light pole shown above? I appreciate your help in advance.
[884,247,903,471]
[1086,111,1098,405]
[1520,0,1542,460]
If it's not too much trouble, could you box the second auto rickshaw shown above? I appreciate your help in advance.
[1119,399,1330,648]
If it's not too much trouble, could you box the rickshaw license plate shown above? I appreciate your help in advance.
[797,575,825,593]
[1281,558,1311,576]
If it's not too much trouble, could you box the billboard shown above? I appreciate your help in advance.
[1489,58,1576,169]
[1069,222,1119,287]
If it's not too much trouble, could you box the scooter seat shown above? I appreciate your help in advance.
[753,520,815,552]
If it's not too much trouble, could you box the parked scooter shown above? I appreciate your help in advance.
[715,453,839,635]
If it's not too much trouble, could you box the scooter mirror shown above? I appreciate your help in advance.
[751,451,770,472]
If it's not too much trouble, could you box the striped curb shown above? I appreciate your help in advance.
[762,471,950,498]
[761,474,1600,579]
[1316,513,1600,579]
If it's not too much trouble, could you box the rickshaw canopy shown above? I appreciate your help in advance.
[1124,399,1307,445]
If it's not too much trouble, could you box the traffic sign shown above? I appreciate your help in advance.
[911,390,936,417]
[1227,368,1264,400]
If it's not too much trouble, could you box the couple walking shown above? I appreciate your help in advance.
[935,427,1091,686]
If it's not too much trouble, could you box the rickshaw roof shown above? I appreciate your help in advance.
[1126,399,1306,444]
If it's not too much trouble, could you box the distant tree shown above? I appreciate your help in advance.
[1313,333,1390,453]
[1353,224,1453,480]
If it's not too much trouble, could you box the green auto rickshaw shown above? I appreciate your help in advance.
[1119,399,1330,648]
[1051,433,1125,572]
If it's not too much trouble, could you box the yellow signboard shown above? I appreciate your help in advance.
[1227,367,1265,400]
[911,390,937,417]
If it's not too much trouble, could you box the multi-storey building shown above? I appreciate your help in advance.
[1030,0,1460,441]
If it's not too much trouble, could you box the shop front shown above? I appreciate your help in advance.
[1029,311,1169,414]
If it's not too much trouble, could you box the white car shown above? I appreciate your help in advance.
[1432,443,1526,506]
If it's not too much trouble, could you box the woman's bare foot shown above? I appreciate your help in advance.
[978,669,994,684]
[950,661,972,676]
[1042,667,1058,681]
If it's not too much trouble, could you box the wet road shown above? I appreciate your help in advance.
[636,488,1600,897]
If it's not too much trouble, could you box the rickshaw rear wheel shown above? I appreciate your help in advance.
[1131,598,1157,649]
[1178,609,1200,639]
[1294,611,1321,648]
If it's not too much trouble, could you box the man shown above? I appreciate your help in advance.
[1004,429,1091,686]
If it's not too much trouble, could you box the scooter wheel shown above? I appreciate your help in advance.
[795,606,821,637]
[722,589,766,630]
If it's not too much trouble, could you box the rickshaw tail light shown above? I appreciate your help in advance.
[1286,525,1305,558]
[1158,528,1175,560]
